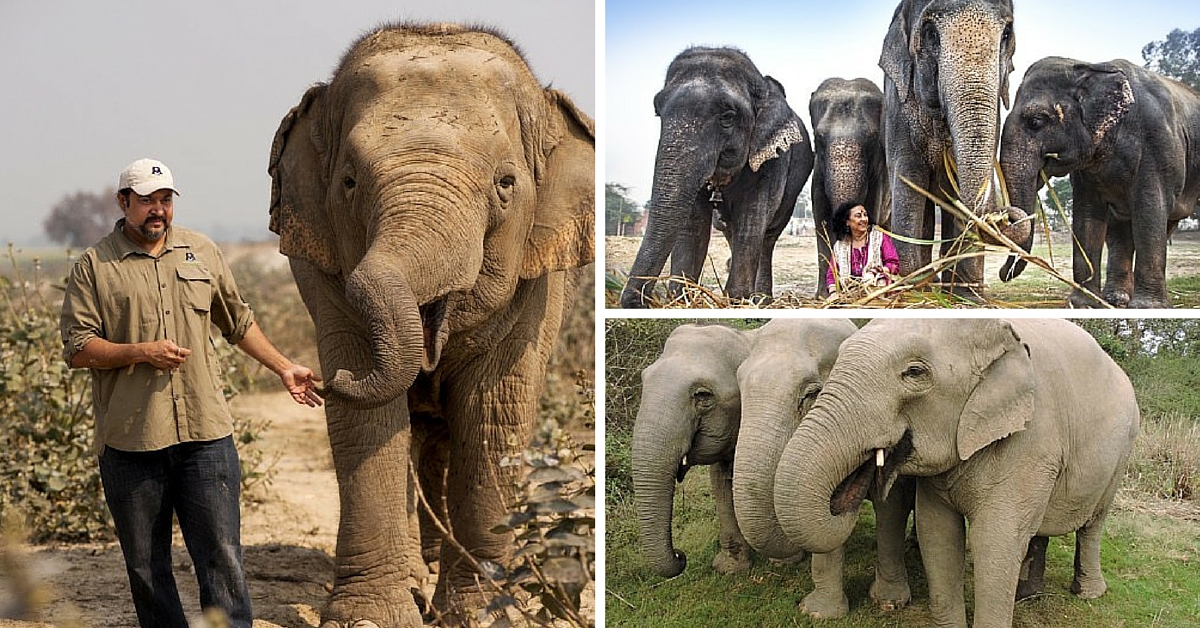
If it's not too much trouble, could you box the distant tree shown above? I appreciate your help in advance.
[1037,176,1073,230]
[43,187,121,248]
[1143,27,1200,92]
[606,183,641,236]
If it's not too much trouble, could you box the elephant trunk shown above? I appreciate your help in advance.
[620,119,708,308]
[732,390,804,559]
[998,130,1046,280]
[326,248,427,408]
[774,379,898,554]
[824,139,870,210]
[631,389,692,577]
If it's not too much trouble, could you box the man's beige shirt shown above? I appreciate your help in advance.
[61,221,255,454]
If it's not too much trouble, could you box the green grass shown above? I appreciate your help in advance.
[605,472,1200,628]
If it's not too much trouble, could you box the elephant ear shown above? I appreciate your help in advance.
[747,76,807,173]
[957,321,1035,461]
[879,1,914,103]
[520,89,596,279]
[268,83,339,275]
[1075,62,1135,148]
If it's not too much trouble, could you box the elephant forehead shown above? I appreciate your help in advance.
[349,46,531,112]
[928,3,1009,62]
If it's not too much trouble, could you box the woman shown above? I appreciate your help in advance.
[825,201,899,294]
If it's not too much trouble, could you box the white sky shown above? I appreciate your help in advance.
[0,0,595,246]
[606,0,1196,207]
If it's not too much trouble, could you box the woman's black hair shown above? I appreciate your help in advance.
[829,201,871,241]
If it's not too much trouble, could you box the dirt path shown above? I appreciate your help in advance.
[2,391,338,628]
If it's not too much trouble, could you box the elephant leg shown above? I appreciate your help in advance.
[667,199,713,297]
[964,519,1028,628]
[726,169,785,300]
[916,482,967,628]
[709,461,752,574]
[889,168,935,277]
[1015,535,1048,601]
[1102,218,1135,307]
[801,548,849,620]
[755,229,783,299]
[1069,184,1108,307]
[1071,526,1108,598]
[322,383,425,628]
[938,211,984,295]
[870,478,913,611]
[1128,186,1171,309]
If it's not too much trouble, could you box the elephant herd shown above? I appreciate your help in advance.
[618,0,1200,309]
[631,318,1139,628]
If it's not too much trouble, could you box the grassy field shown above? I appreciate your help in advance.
[603,319,1200,628]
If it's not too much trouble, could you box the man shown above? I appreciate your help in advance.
[60,157,323,627]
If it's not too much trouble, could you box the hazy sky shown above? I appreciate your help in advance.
[606,0,1195,206]
[0,0,595,246]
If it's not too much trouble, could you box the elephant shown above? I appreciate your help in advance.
[999,56,1200,308]
[631,323,758,578]
[880,0,1030,295]
[809,78,890,298]
[619,46,814,307]
[731,318,916,619]
[773,319,1139,628]
[267,23,594,628]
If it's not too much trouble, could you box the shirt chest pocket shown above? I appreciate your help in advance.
[176,265,213,313]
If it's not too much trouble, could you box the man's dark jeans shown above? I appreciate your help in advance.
[99,436,252,628]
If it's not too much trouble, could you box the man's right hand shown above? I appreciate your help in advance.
[147,340,191,370]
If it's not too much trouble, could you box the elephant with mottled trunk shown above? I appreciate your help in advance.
[1000,57,1200,308]
[810,78,890,298]
[632,323,756,578]
[268,24,594,628]
[619,47,813,307]
[881,0,1031,294]
[732,318,915,619]
[774,319,1138,628]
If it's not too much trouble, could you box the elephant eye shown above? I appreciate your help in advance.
[902,364,928,379]
[718,110,737,128]
[693,388,716,409]
[342,176,357,191]
[495,172,517,205]
[498,175,516,189]
[1025,113,1049,132]
[797,384,821,414]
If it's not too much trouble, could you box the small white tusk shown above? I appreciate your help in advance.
[876,449,885,467]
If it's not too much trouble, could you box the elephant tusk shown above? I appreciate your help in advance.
[876,448,885,467]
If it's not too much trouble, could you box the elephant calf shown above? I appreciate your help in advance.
[1001,56,1200,308]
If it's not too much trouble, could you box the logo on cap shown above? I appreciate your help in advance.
[152,166,163,175]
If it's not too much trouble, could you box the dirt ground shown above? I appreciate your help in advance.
[605,231,1200,307]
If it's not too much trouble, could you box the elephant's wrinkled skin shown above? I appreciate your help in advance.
[880,0,1029,293]
[620,47,814,307]
[1000,57,1200,308]
[809,78,890,298]
[774,319,1139,628]
[632,323,756,578]
[268,24,593,627]
[732,319,915,620]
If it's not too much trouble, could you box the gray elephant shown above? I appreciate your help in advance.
[809,78,890,298]
[619,47,814,307]
[999,57,1200,308]
[774,319,1139,628]
[731,318,915,619]
[631,323,757,577]
[880,0,1029,294]
[267,24,594,627]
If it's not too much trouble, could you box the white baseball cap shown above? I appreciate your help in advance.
[118,158,179,196]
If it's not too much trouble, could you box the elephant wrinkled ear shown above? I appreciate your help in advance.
[957,321,1035,461]
[521,89,595,279]
[879,2,913,103]
[748,76,807,173]
[1076,63,1134,147]
[269,83,339,275]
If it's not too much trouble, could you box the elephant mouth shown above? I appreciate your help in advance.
[418,297,449,373]
[829,430,913,516]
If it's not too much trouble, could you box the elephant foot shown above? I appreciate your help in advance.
[322,592,423,628]
[869,577,911,612]
[1128,293,1171,309]
[1068,289,1106,309]
[711,545,753,574]
[1015,577,1043,601]
[321,622,381,628]
[800,589,849,620]
[1071,575,1108,599]
[1103,288,1132,308]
